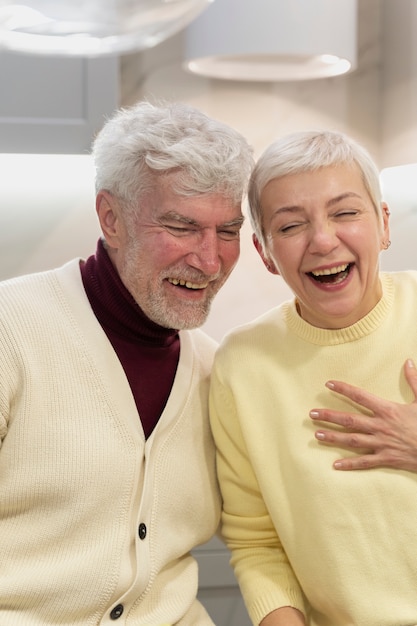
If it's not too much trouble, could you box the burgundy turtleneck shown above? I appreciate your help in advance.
[80,239,180,439]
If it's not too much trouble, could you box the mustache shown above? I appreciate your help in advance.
[164,268,221,283]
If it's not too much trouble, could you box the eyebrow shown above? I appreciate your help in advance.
[270,192,363,216]
[161,211,245,228]
[220,217,245,228]
[326,192,363,207]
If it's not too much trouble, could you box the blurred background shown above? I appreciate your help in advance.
[0,1,416,623]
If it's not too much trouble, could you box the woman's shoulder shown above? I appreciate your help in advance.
[382,269,417,290]
[216,301,292,358]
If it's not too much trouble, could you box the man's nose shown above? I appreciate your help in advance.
[186,230,221,276]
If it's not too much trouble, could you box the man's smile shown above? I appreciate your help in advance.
[167,277,210,290]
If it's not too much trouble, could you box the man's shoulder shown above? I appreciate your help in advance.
[178,328,219,377]
[0,258,80,289]
[0,259,82,315]
[182,327,218,353]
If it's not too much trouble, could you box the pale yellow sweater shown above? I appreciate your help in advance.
[0,259,220,626]
[210,271,417,626]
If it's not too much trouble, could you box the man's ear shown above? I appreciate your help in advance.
[252,233,280,275]
[96,190,122,249]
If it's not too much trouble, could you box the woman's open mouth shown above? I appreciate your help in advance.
[308,263,352,285]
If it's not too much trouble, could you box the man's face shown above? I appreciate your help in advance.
[101,174,244,330]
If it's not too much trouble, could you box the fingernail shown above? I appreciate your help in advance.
[334,461,343,469]
[326,381,335,389]
[315,431,325,440]
[406,358,415,368]
[310,410,320,418]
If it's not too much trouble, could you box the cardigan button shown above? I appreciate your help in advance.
[138,523,147,540]
[110,604,124,620]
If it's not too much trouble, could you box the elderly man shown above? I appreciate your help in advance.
[0,100,253,625]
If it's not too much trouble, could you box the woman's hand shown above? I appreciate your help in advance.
[309,359,417,471]
[260,607,306,625]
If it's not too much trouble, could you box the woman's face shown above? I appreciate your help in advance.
[255,164,390,329]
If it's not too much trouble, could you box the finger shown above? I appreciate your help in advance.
[332,450,413,471]
[315,429,374,449]
[310,409,375,432]
[333,454,379,471]
[325,380,387,415]
[404,359,417,401]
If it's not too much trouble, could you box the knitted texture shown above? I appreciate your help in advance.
[0,259,220,625]
[210,271,417,626]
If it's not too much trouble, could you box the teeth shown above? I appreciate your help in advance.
[311,264,349,277]
[168,278,208,289]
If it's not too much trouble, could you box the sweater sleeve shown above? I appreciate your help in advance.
[209,353,307,625]
[0,315,22,448]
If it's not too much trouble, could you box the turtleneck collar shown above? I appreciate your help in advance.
[80,239,179,347]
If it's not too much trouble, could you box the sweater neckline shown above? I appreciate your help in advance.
[284,273,394,345]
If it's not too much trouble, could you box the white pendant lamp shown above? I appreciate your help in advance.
[184,0,357,81]
[0,0,211,56]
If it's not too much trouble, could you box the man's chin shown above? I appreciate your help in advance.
[146,301,211,331]
[166,310,210,331]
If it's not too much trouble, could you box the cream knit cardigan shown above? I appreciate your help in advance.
[0,259,220,626]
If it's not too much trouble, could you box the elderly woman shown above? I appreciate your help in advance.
[209,130,417,626]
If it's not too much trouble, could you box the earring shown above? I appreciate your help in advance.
[384,240,391,250]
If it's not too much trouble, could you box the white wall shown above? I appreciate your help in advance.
[0,154,100,281]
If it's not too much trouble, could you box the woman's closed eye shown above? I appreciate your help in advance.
[278,221,307,234]
[334,209,360,219]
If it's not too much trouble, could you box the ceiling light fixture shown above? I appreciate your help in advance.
[184,0,357,81]
[0,0,212,56]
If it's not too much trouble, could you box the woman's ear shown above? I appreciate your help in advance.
[381,202,391,251]
[252,233,280,275]
[96,190,122,249]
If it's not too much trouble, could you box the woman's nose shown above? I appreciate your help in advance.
[308,222,339,255]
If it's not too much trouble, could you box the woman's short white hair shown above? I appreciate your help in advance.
[248,129,383,249]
